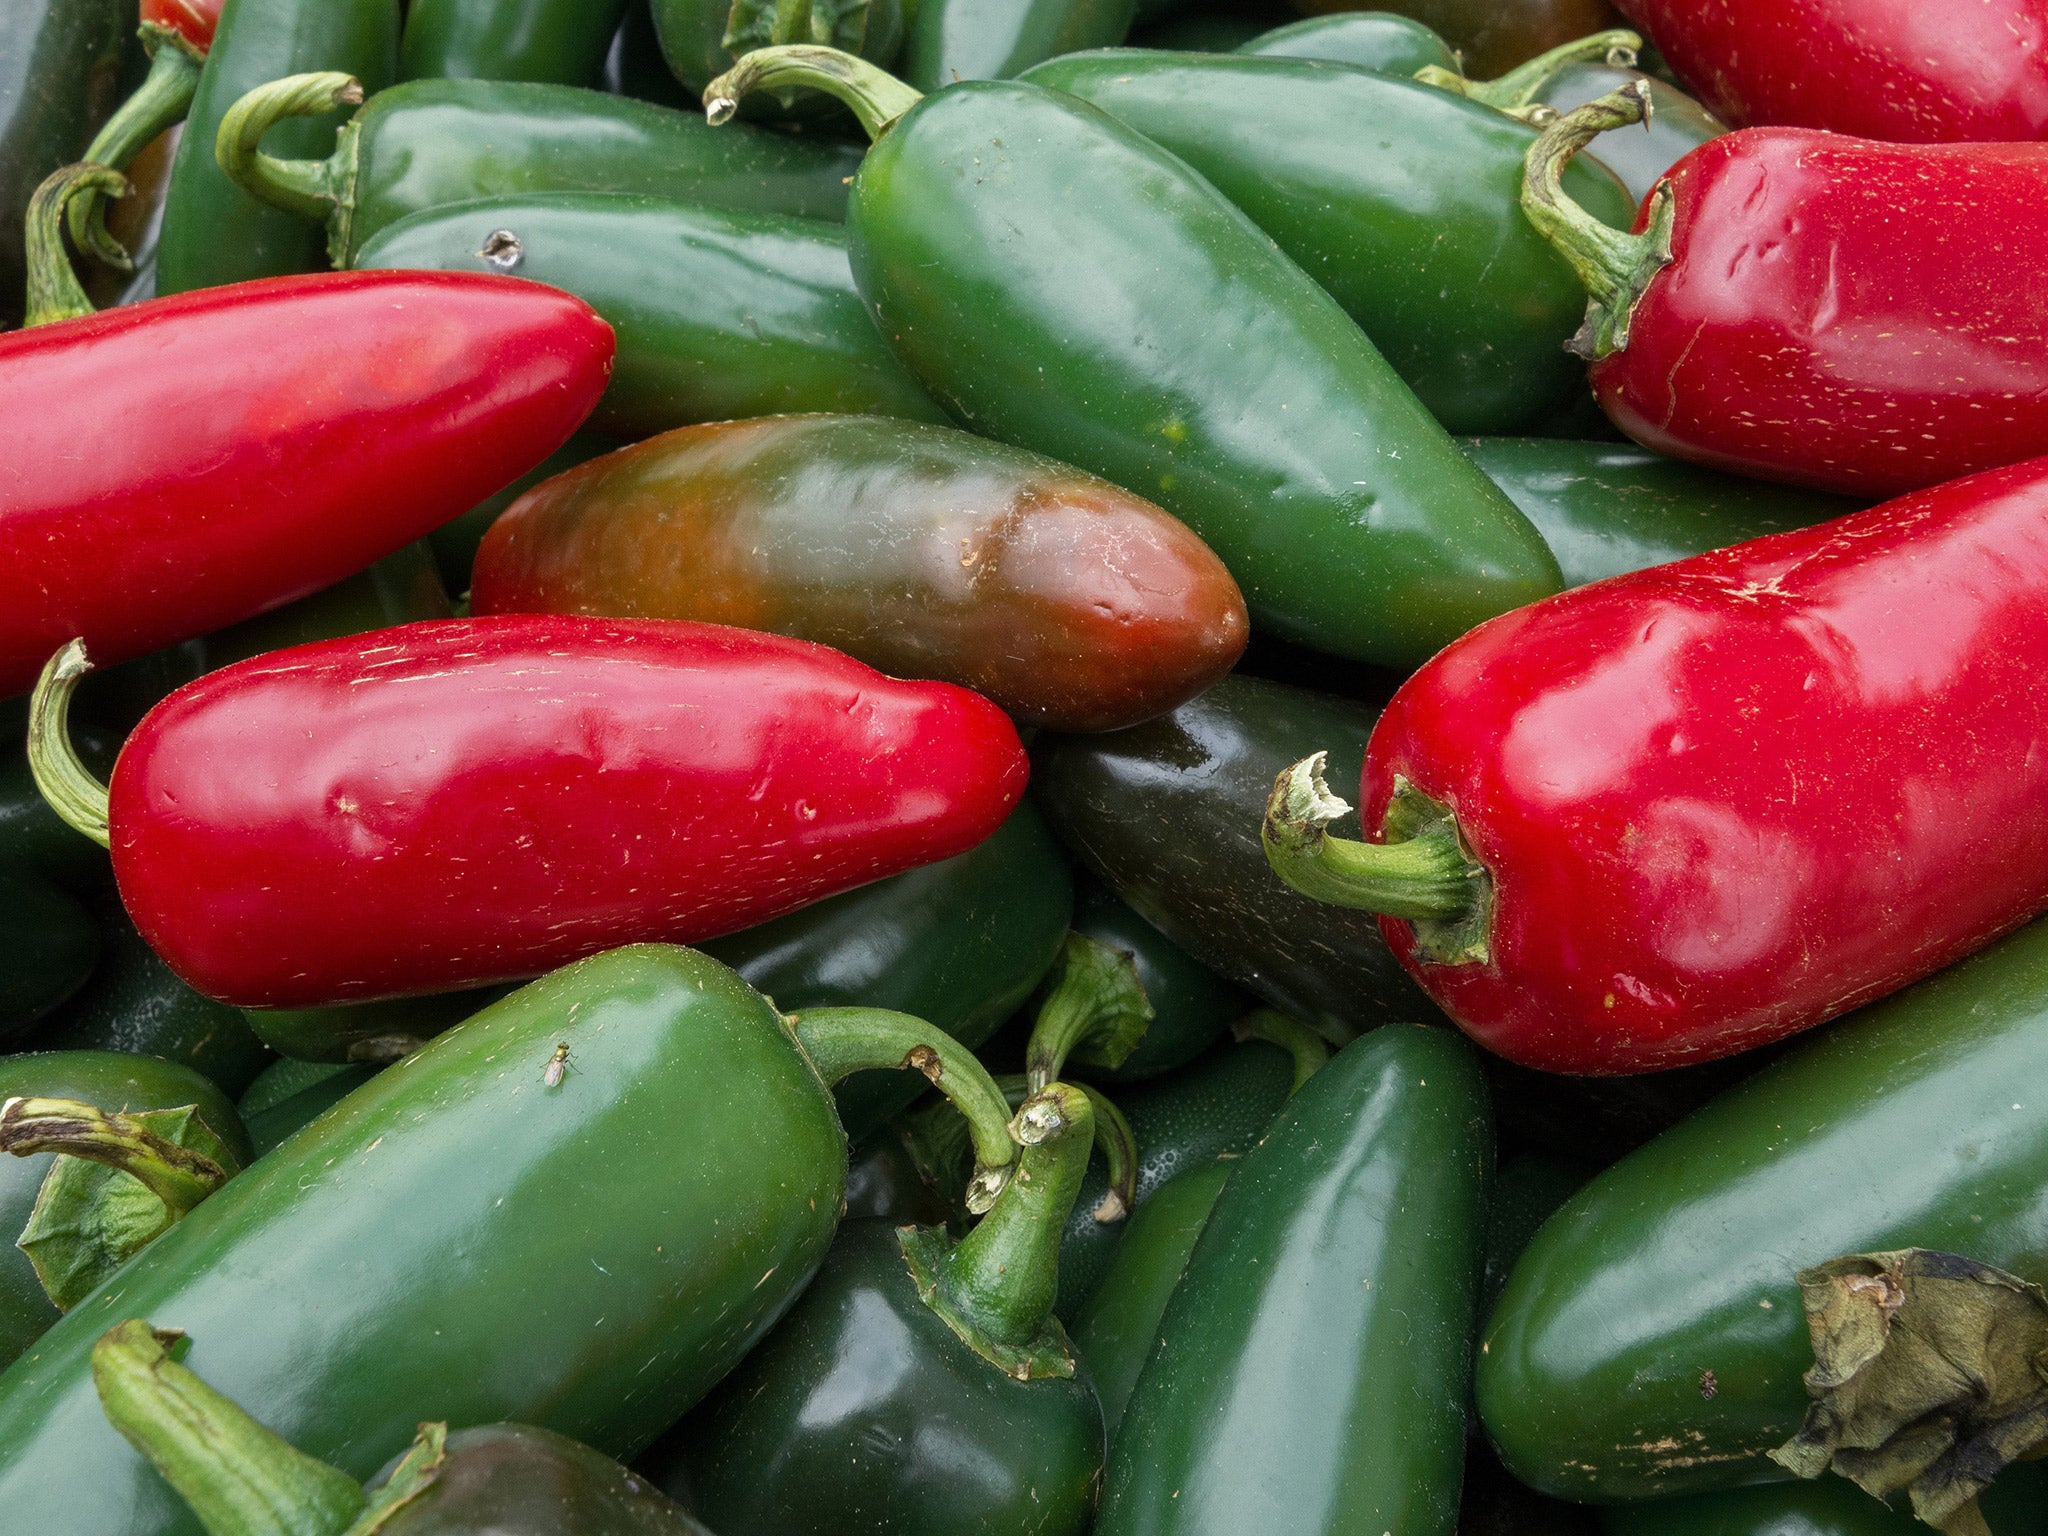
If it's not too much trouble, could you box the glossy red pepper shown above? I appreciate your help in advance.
[1617,0,2048,142]
[143,0,223,49]
[1523,88,2048,499]
[1263,456,2048,1075]
[0,269,612,698]
[33,616,1027,1009]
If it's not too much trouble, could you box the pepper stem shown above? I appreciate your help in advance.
[68,26,206,272]
[1520,81,1676,358]
[91,1320,367,1536]
[214,72,363,264]
[789,1006,1018,1212]
[23,164,127,327]
[0,1097,228,1219]
[902,1082,1094,1380]
[1262,753,1493,966]
[1417,28,1640,117]
[1231,1009,1330,1094]
[704,44,920,139]
[1078,1084,1136,1222]
[27,640,112,849]
[1024,932,1154,1093]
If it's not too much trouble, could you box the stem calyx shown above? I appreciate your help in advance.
[1417,27,1641,118]
[214,72,365,268]
[703,44,919,140]
[1024,931,1153,1093]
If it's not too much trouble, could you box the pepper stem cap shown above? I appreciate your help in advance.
[27,639,112,847]
[1230,1009,1330,1094]
[1024,932,1154,1093]
[704,44,919,140]
[24,165,128,327]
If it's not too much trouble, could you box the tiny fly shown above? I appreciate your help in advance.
[542,1041,573,1088]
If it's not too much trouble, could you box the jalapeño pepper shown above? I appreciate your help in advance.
[401,0,631,86]
[902,0,1134,91]
[706,47,1561,671]
[1302,0,1627,79]
[1235,10,1458,70]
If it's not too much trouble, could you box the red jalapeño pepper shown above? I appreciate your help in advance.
[1263,455,2048,1076]
[1617,0,2048,143]
[31,616,1028,1009]
[0,261,612,698]
[1524,87,2048,499]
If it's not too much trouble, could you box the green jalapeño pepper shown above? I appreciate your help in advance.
[1099,1024,1490,1536]
[1599,1464,2048,1536]
[650,0,905,123]
[356,203,943,440]
[1018,50,1636,436]
[1307,0,1627,80]
[1235,10,1459,71]
[1478,914,2048,1503]
[1464,439,1865,588]
[706,798,1073,1140]
[0,729,110,1040]
[215,74,864,270]
[705,46,1561,671]
[402,0,631,87]
[669,1082,1104,1536]
[1069,880,1246,1081]
[243,1067,379,1157]
[92,1321,715,1536]
[156,0,399,295]
[0,1051,247,1371]
[1032,672,1435,1038]
[0,945,1020,1536]
[902,0,1133,92]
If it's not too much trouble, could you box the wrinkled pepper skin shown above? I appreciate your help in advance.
[1099,1025,1489,1536]
[1070,880,1244,1081]
[705,799,1072,1141]
[357,202,942,440]
[1583,132,2048,498]
[0,947,850,1536]
[1531,62,1723,206]
[1033,674,1433,1037]
[401,0,630,86]
[0,1051,248,1371]
[371,1424,715,1536]
[669,1221,1103,1536]
[1296,0,1624,79]
[1235,11,1458,72]
[1071,1156,1231,1436]
[903,0,1133,91]
[103,616,1026,1008]
[1477,914,2048,1501]
[1359,457,2048,1074]
[0,271,612,698]
[1600,1469,2048,1536]
[1021,51,1634,435]
[1463,439,1862,589]
[848,79,1561,669]
[473,414,1247,732]
[156,0,397,294]
[283,80,864,267]
[0,0,129,325]
[1614,0,2048,143]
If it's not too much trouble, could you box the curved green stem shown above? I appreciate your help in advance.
[903,1082,1093,1379]
[0,1097,227,1214]
[1417,27,1640,116]
[1024,932,1153,1093]
[1263,753,1493,966]
[24,164,127,327]
[789,1006,1017,1212]
[28,640,112,848]
[92,1320,365,1536]
[68,27,205,272]
[1520,80,1676,358]
[215,72,363,266]
[1230,1009,1330,1094]
[704,44,919,139]
[1077,1084,1135,1222]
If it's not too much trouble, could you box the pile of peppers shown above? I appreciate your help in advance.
[8,2,2048,1534]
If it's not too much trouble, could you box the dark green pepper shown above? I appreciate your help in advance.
[705,798,1072,1141]
[0,945,1020,1535]
[1032,672,1434,1037]
[607,1,696,108]
[1098,1024,1490,1536]
[1464,439,1865,588]
[707,48,1560,670]
[1018,50,1635,436]
[1070,1155,1231,1436]
[651,0,904,120]
[91,1321,715,1535]
[0,0,130,325]
[1530,61,1724,206]
[236,1057,356,1119]
[1478,914,2048,1503]
[0,1051,247,1371]
[242,987,506,1064]
[669,1082,1104,1536]
[402,0,631,86]
[215,74,864,269]
[903,0,1133,91]
[1599,1466,2048,1536]
[1323,0,1627,80]
[1236,10,1458,70]
[1461,1442,1602,1536]
[241,1065,380,1157]
[1130,10,1278,50]
[354,196,943,440]
[156,0,398,294]
[0,727,110,1039]
[1070,880,1245,1081]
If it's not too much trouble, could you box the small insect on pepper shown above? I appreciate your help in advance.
[542,1043,571,1089]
